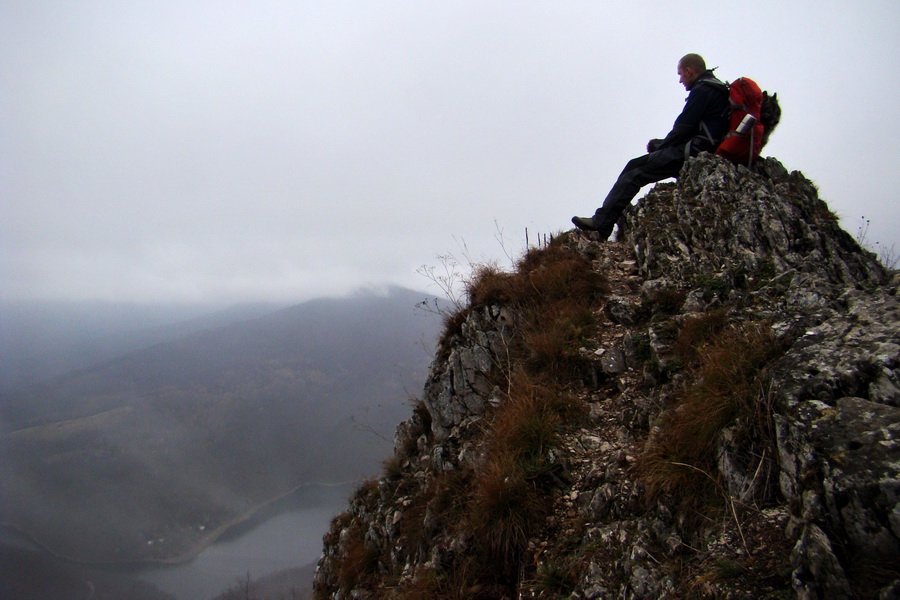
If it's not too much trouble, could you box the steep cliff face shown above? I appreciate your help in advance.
[313,155,898,600]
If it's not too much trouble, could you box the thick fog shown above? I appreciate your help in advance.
[3,0,899,304]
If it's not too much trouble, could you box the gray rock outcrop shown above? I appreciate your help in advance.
[314,154,898,599]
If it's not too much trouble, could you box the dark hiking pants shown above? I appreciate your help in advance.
[592,145,686,235]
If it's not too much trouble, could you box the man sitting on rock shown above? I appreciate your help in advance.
[572,53,730,240]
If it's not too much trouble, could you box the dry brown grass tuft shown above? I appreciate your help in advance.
[453,244,602,589]
[673,308,728,363]
[468,452,546,569]
[464,245,606,384]
[461,373,582,584]
[390,561,509,600]
[466,246,607,312]
[522,302,596,378]
[336,523,380,592]
[397,469,470,561]
[374,243,602,597]
[645,286,687,316]
[490,374,578,476]
[465,263,517,307]
[517,249,608,307]
[440,306,472,340]
[639,323,783,510]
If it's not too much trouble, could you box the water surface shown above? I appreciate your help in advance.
[138,482,353,600]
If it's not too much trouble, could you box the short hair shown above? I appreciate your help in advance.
[679,53,706,73]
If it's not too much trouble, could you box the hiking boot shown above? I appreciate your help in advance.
[571,216,598,231]
[572,216,615,241]
[596,222,615,240]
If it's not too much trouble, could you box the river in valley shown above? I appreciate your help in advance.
[137,482,354,600]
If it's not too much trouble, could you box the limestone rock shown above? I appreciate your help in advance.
[315,155,898,600]
[422,304,512,441]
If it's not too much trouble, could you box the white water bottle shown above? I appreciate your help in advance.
[736,113,757,134]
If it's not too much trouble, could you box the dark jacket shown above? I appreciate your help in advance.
[650,70,730,155]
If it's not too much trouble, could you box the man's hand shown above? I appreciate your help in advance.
[647,139,663,153]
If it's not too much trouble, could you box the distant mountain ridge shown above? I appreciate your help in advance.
[0,300,287,392]
[2,287,436,428]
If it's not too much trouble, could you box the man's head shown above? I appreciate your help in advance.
[677,53,706,90]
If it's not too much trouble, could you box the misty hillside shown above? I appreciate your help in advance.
[2,288,435,429]
[0,287,443,567]
[314,156,899,600]
[0,301,286,391]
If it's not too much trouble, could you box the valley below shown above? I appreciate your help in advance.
[2,482,349,599]
[0,288,442,598]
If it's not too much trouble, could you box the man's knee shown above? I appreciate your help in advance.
[622,154,651,172]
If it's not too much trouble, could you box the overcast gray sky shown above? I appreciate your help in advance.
[3,1,898,304]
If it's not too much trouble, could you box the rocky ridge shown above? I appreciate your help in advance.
[313,154,899,599]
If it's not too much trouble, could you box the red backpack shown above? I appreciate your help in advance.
[715,77,766,166]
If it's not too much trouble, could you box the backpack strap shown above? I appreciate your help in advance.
[696,76,731,143]
[687,76,730,159]
[695,77,729,94]
[686,120,719,160]
[699,120,715,143]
